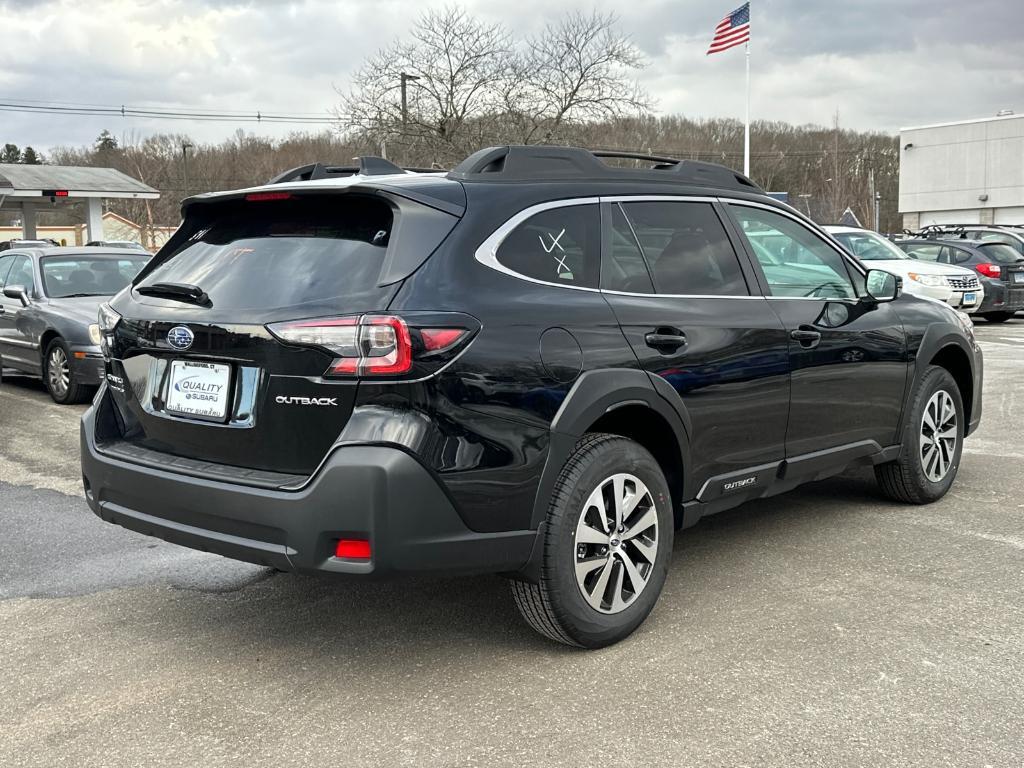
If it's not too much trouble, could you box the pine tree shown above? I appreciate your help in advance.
[95,130,118,151]
[1,143,21,163]
[21,146,42,164]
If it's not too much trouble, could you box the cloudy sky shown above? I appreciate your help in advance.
[1,0,1021,152]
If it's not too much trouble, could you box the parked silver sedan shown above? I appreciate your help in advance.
[0,247,149,403]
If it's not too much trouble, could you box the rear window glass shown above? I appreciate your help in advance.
[977,243,1023,264]
[42,256,148,298]
[136,196,393,310]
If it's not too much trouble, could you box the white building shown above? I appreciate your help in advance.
[899,112,1024,230]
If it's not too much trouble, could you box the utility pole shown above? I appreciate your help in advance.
[400,72,420,130]
[832,110,840,222]
[181,141,194,198]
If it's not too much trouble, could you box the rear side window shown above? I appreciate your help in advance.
[495,204,600,288]
[619,201,748,296]
[137,196,394,310]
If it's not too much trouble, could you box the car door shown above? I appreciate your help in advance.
[0,254,38,369]
[600,198,791,494]
[724,202,909,458]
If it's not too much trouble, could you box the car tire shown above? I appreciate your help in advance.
[981,312,1013,323]
[875,365,964,504]
[510,433,673,648]
[43,338,90,405]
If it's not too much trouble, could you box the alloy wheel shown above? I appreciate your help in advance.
[920,389,957,482]
[48,347,70,398]
[574,473,659,614]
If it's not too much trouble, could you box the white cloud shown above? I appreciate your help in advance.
[0,0,1020,152]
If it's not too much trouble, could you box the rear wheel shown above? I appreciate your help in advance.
[981,312,1013,323]
[875,366,964,504]
[43,338,90,405]
[510,433,673,648]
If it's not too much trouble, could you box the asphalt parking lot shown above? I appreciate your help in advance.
[2,322,1023,768]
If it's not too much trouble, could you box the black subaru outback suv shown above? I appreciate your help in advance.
[81,146,982,647]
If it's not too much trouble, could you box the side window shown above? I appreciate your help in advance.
[951,247,971,264]
[728,205,856,299]
[602,204,654,293]
[6,255,34,292]
[495,204,600,288]
[0,255,15,288]
[618,201,749,296]
[908,244,942,262]
[937,247,953,264]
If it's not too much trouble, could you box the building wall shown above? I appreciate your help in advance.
[899,113,1024,227]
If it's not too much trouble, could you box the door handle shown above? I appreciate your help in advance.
[790,327,822,348]
[645,329,687,353]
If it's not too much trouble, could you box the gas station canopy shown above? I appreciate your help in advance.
[0,164,159,243]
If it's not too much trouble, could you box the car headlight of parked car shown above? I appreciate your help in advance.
[88,324,103,345]
[907,272,950,288]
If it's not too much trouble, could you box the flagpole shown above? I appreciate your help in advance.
[744,40,750,177]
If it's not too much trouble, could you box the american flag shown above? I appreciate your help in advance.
[707,2,750,55]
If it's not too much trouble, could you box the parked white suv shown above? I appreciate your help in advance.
[825,226,983,313]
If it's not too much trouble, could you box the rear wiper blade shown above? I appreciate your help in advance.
[136,282,210,306]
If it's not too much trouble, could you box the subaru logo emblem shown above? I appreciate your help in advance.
[167,326,194,351]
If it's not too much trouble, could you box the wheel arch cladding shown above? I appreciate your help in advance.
[531,369,690,530]
[928,342,974,426]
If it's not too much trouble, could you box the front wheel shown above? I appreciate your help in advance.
[875,366,964,504]
[43,338,90,404]
[511,433,673,648]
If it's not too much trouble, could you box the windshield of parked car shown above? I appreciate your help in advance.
[830,230,909,261]
[41,256,149,298]
[977,243,1024,264]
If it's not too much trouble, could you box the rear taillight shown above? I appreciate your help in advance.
[976,263,1001,278]
[268,314,471,378]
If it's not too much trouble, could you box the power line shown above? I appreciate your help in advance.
[0,100,356,125]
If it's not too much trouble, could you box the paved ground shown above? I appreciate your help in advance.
[1,321,1023,768]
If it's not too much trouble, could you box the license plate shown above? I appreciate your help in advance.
[962,293,977,304]
[166,360,232,420]
[1014,272,1024,284]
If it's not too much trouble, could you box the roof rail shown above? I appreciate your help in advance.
[267,157,441,185]
[447,145,762,192]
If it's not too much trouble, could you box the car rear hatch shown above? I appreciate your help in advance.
[100,187,462,477]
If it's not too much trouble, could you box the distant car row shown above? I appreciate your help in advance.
[825,224,1024,322]
[0,238,149,252]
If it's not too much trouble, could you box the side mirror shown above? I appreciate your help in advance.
[865,269,901,303]
[3,285,29,306]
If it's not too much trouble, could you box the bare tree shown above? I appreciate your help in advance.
[340,6,650,161]
[505,11,651,144]
[340,6,511,164]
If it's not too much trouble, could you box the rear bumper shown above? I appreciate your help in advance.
[978,280,1024,314]
[80,402,535,577]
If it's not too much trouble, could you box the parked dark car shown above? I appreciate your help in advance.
[898,237,1024,322]
[85,240,150,251]
[0,238,59,252]
[81,147,983,647]
[917,224,1024,257]
[0,247,150,402]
